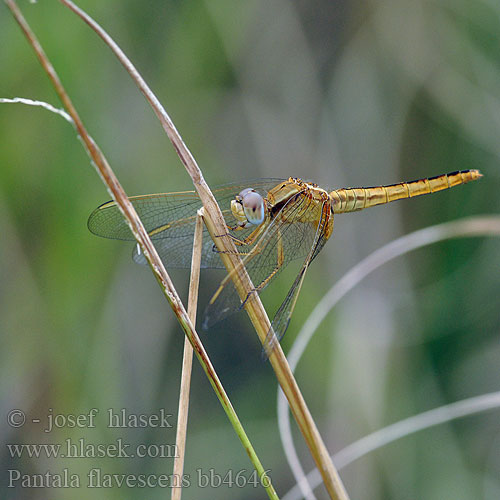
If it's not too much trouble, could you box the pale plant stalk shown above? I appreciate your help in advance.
[4,2,277,498]
[171,211,203,500]
[55,1,349,498]
[0,97,73,122]
[278,215,500,499]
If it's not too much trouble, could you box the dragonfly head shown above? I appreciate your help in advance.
[231,188,265,226]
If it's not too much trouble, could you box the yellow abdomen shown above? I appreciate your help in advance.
[330,170,482,213]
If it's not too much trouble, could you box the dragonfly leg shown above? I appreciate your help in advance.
[212,219,255,239]
[256,226,285,292]
[211,222,269,255]
[211,242,241,256]
[240,226,285,307]
[212,222,246,237]
[232,223,268,247]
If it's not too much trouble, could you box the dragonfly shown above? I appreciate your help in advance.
[88,169,481,354]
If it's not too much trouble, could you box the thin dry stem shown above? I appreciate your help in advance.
[55,1,348,498]
[171,211,203,500]
[4,1,277,498]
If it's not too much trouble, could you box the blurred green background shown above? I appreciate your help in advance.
[1,0,500,499]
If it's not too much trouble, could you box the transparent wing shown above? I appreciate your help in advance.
[203,193,329,329]
[262,205,331,358]
[88,179,284,269]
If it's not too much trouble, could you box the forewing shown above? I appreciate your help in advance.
[88,180,283,269]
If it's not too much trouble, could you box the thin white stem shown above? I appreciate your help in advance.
[0,97,73,123]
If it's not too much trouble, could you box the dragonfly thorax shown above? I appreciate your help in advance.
[231,188,266,226]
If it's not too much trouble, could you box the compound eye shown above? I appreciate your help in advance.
[241,190,265,225]
[237,188,254,200]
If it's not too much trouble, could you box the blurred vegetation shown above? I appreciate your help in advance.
[1,1,499,499]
